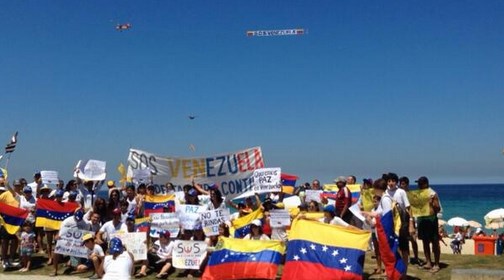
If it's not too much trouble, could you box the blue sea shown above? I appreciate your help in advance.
[430,184,504,231]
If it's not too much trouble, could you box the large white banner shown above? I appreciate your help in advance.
[127,147,264,200]
[172,240,207,269]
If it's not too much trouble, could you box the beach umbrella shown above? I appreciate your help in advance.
[484,208,504,224]
[467,220,482,228]
[485,221,504,230]
[438,219,446,226]
[447,217,469,227]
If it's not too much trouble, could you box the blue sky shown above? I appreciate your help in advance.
[1,1,504,184]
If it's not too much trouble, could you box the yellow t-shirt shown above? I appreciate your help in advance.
[0,191,20,207]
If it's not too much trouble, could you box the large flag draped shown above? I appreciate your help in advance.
[35,200,79,230]
[231,208,264,238]
[202,237,285,280]
[4,131,18,154]
[0,202,28,234]
[375,209,406,280]
[282,219,370,280]
[144,194,175,216]
[407,188,431,217]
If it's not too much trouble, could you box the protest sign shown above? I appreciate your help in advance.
[283,195,301,209]
[269,209,291,227]
[54,228,93,258]
[200,209,230,236]
[127,147,264,200]
[251,167,281,193]
[305,190,322,203]
[111,232,147,261]
[75,159,107,181]
[172,240,207,269]
[176,204,208,230]
[149,213,180,238]
[41,170,59,184]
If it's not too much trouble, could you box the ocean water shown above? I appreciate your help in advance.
[430,184,504,231]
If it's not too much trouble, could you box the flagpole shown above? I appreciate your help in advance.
[4,153,12,170]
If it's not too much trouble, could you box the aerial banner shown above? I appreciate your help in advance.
[247,29,304,37]
[127,147,264,200]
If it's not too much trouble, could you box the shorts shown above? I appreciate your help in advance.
[84,259,94,269]
[0,227,18,240]
[417,215,439,242]
[20,247,34,257]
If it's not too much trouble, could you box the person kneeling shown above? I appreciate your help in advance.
[81,233,105,279]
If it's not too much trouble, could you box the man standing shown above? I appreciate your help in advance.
[384,173,414,274]
[399,176,421,266]
[0,179,23,269]
[415,176,442,273]
[334,176,353,224]
[27,173,42,198]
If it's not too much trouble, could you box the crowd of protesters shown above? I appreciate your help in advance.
[0,171,445,279]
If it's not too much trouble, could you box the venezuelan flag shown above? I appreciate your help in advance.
[202,237,285,280]
[35,200,79,230]
[282,219,370,280]
[0,202,28,234]
[135,217,151,232]
[407,188,431,217]
[281,173,298,195]
[375,209,406,280]
[231,208,263,238]
[144,194,175,216]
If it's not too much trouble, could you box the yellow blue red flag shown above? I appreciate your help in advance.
[144,194,175,216]
[282,219,370,280]
[231,208,263,238]
[202,237,285,280]
[35,200,79,230]
[0,202,28,234]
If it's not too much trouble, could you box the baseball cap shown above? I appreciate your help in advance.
[109,237,124,254]
[69,190,78,199]
[55,189,65,197]
[23,186,33,193]
[251,219,262,227]
[74,208,84,221]
[415,176,429,185]
[112,208,122,215]
[159,230,171,239]
[334,176,346,183]
[187,188,198,197]
[323,205,336,213]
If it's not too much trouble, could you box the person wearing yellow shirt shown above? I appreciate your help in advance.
[0,178,23,269]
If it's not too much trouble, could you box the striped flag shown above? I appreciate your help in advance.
[4,132,18,154]
[0,202,29,234]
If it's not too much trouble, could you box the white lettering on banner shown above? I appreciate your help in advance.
[110,232,148,261]
[149,213,180,238]
[54,228,93,258]
[269,209,291,227]
[127,147,264,200]
[176,204,208,230]
[201,209,230,236]
[172,240,207,269]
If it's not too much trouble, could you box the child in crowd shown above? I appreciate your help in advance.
[19,222,36,272]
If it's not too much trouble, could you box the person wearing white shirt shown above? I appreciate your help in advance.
[80,233,105,279]
[20,187,37,224]
[96,208,128,246]
[99,237,134,280]
[140,231,174,278]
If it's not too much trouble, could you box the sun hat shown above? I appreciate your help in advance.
[107,180,115,188]
[82,233,94,242]
[334,176,346,183]
[109,237,124,254]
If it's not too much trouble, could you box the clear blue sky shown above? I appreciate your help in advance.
[1,1,504,184]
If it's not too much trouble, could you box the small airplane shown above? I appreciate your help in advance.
[116,23,132,31]
[188,115,197,120]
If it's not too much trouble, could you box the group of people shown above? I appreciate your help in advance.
[0,170,444,279]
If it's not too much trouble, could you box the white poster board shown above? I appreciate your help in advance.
[75,159,107,181]
[149,213,180,238]
[176,204,208,230]
[172,240,207,269]
[110,232,148,261]
[41,170,59,185]
[54,228,93,258]
[201,209,230,236]
[305,190,323,203]
[269,209,291,227]
[251,167,281,193]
